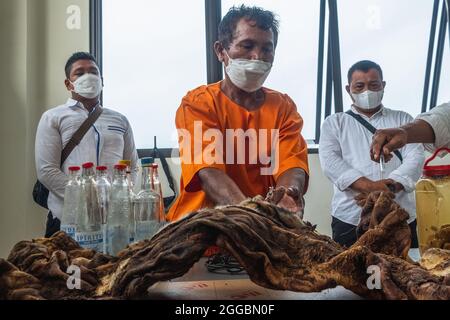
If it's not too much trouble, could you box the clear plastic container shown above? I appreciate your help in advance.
[415,148,450,254]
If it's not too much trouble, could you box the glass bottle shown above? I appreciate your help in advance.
[107,164,131,255]
[61,166,81,239]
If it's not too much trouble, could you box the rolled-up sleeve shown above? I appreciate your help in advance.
[416,103,450,152]
[176,92,226,193]
[35,112,68,200]
[319,117,365,192]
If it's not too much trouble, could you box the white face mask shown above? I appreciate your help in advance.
[224,51,272,93]
[351,89,384,110]
[70,73,103,99]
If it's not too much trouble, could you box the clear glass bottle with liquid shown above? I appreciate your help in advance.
[133,158,164,242]
[416,148,450,253]
[61,166,81,239]
[119,159,136,243]
[118,160,134,190]
[75,162,103,251]
[95,166,111,254]
[107,164,131,256]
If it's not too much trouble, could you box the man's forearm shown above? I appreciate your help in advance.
[37,167,68,199]
[198,168,246,206]
[350,177,372,193]
[403,120,436,144]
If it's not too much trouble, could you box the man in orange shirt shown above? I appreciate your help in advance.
[168,5,309,222]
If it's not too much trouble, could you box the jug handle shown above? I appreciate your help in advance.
[424,147,450,169]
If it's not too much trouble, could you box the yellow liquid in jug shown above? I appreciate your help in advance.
[415,176,450,254]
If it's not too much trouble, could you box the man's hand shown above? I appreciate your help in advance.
[198,168,246,206]
[272,168,307,219]
[351,177,402,193]
[384,179,404,193]
[281,186,305,215]
[370,128,408,162]
[266,186,305,218]
[371,120,436,163]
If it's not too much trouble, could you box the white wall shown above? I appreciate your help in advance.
[303,154,334,236]
[0,0,89,258]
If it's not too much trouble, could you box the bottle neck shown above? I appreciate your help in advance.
[152,166,160,182]
[82,168,95,178]
[113,170,127,183]
[97,171,109,180]
[69,171,80,180]
[125,167,133,186]
[141,165,154,190]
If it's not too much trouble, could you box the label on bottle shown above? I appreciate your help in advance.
[61,225,76,239]
[75,231,103,251]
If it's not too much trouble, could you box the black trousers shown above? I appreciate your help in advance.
[45,211,61,238]
[332,217,419,249]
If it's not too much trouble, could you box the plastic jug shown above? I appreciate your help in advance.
[415,148,450,254]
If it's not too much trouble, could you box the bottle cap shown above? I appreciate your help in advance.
[96,166,108,171]
[68,166,81,171]
[141,157,154,166]
[423,148,450,177]
[114,164,127,170]
[82,162,94,169]
[118,160,131,166]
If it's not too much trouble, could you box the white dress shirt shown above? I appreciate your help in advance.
[416,102,450,152]
[319,106,425,226]
[35,98,139,220]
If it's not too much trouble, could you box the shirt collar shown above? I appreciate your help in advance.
[65,97,83,108]
[65,98,100,113]
[350,104,387,119]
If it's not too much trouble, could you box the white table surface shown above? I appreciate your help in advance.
[147,258,362,300]
[146,249,422,300]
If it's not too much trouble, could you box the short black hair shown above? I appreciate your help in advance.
[64,52,98,78]
[218,5,279,49]
[347,60,383,83]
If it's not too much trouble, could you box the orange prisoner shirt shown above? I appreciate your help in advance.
[167,82,309,222]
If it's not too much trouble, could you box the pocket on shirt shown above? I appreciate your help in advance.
[102,126,125,151]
